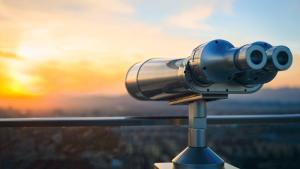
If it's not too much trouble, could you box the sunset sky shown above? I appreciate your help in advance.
[0,0,299,108]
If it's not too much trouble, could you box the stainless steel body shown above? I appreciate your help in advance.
[126,39,292,101]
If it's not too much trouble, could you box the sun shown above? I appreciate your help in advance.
[0,60,42,98]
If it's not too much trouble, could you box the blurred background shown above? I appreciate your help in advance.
[0,0,300,169]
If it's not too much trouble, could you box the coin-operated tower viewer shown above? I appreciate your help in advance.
[125,39,293,169]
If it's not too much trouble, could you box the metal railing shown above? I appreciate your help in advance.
[1,114,300,127]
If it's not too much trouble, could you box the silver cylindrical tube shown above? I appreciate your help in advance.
[188,101,207,147]
[125,58,190,100]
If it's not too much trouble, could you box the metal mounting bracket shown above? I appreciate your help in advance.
[169,94,228,105]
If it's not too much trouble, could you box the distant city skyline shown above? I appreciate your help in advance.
[0,0,299,108]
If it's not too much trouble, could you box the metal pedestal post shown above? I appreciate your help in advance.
[154,100,239,169]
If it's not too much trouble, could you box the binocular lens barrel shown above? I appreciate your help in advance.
[266,46,292,71]
[235,44,267,70]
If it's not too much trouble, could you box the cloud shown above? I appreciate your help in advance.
[0,0,202,97]
[165,0,235,30]
[0,0,196,59]
[0,51,20,59]
[0,0,134,16]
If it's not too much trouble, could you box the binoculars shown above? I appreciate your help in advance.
[126,39,292,101]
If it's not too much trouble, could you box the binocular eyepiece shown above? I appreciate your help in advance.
[126,39,292,101]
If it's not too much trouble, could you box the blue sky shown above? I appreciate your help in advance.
[128,0,300,52]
